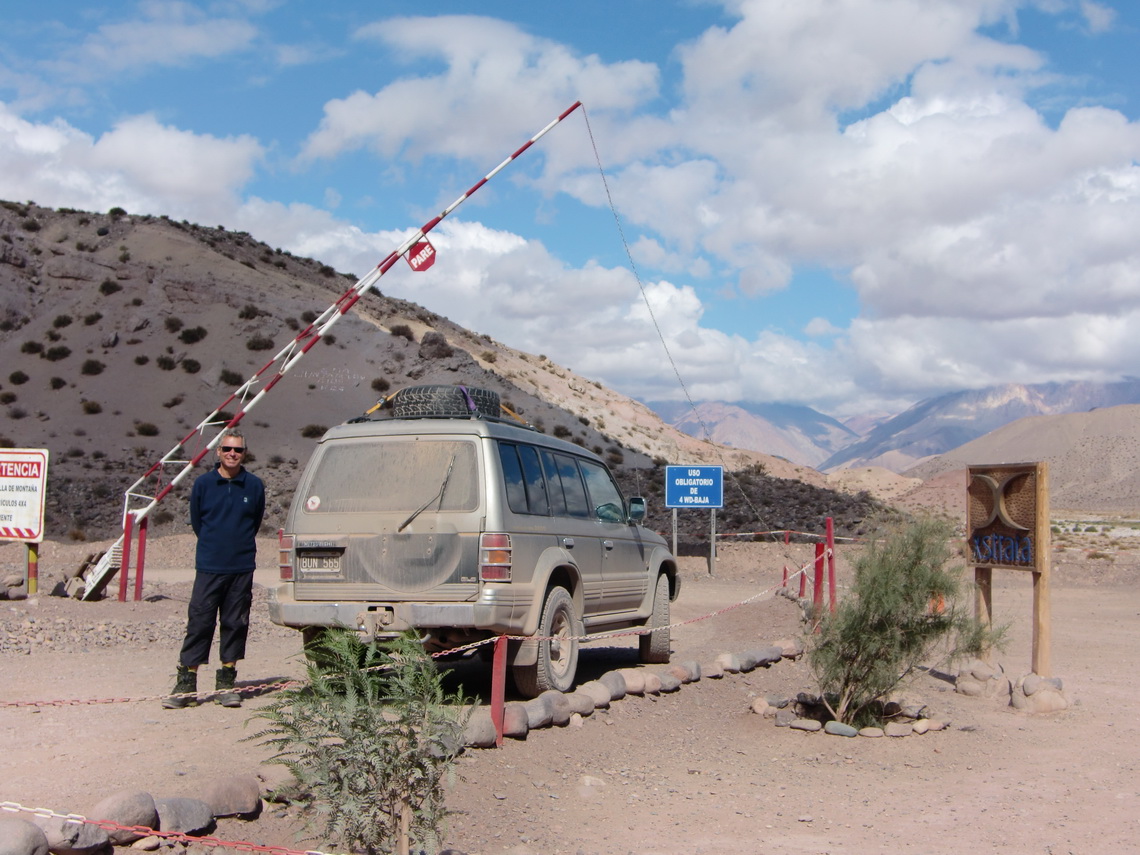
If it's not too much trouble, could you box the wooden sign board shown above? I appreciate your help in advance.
[966,461,1051,676]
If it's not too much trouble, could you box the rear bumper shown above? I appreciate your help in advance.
[268,583,509,634]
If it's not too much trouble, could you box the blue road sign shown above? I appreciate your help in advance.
[665,465,724,509]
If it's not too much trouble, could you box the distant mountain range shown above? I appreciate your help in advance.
[648,400,858,468]
[651,379,1140,473]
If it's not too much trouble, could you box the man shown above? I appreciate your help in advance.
[164,429,266,709]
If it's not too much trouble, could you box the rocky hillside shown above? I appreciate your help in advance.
[1,201,868,546]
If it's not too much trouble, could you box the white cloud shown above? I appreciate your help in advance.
[0,104,263,221]
[65,1,257,76]
[1079,1,1116,33]
[300,15,659,167]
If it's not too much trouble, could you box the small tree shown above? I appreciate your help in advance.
[248,630,472,855]
[809,517,1001,726]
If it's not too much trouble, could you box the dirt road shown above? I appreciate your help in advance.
[1,537,1138,854]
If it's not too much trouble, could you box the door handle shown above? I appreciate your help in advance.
[603,540,614,550]
[562,537,575,548]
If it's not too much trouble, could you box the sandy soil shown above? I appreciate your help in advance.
[2,535,1139,854]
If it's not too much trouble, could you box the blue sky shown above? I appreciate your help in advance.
[2,1,1139,419]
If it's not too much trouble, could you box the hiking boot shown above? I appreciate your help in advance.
[215,665,242,708]
[162,665,198,709]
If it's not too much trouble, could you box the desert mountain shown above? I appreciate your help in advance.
[817,380,1140,473]
[649,400,857,468]
[904,403,1140,515]
[3,201,874,545]
[653,381,1140,475]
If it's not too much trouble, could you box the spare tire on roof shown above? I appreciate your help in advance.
[390,384,501,419]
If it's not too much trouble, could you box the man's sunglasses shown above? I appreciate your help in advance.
[219,446,246,454]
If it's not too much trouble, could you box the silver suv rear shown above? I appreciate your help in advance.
[269,385,679,697]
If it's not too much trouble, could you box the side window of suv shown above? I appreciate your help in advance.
[580,459,626,522]
[498,442,551,516]
[542,450,591,519]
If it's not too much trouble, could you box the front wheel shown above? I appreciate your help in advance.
[638,573,671,664]
[513,587,581,697]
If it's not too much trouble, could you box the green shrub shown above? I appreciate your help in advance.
[480,350,497,363]
[371,377,390,393]
[181,359,200,374]
[808,517,1003,726]
[81,360,105,376]
[390,323,415,342]
[220,369,243,386]
[21,218,41,232]
[179,326,207,344]
[164,316,184,333]
[0,392,15,404]
[21,341,42,354]
[553,424,572,438]
[108,207,127,219]
[238,304,259,319]
[301,424,327,439]
[44,346,71,361]
[162,395,183,408]
[247,334,275,351]
[301,310,318,323]
[156,355,176,371]
[135,422,159,436]
[8,371,29,385]
[81,400,102,414]
[84,312,102,326]
[318,264,335,277]
[49,377,66,390]
[248,631,471,855]
[99,280,121,296]
[53,314,73,329]
[134,355,149,366]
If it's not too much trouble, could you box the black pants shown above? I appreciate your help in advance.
[178,570,255,667]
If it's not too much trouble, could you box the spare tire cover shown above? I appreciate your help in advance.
[391,384,501,418]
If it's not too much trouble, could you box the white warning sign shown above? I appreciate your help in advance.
[0,448,50,542]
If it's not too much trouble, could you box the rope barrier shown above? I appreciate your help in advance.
[0,552,827,710]
[0,802,343,855]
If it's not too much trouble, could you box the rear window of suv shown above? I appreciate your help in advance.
[303,438,479,514]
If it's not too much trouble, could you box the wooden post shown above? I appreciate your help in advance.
[134,515,148,601]
[491,635,507,748]
[671,509,678,559]
[812,541,825,622]
[26,542,38,595]
[119,512,134,603]
[826,517,836,613]
[707,509,716,576]
[1033,461,1052,676]
[974,567,993,633]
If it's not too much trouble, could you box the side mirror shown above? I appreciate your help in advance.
[627,497,646,521]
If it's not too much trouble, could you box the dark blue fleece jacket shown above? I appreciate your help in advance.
[189,466,266,574]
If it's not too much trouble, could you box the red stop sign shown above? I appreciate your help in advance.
[406,239,436,272]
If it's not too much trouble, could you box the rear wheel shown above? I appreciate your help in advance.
[638,573,671,664]
[513,587,581,697]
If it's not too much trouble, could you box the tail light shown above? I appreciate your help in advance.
[278,529,294,581]
[479,533,512,581]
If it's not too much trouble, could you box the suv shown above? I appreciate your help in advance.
[269,384,679,697]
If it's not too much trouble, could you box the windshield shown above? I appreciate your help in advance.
[301,438,479,515]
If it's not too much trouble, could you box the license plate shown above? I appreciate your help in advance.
[299,553,341,572]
